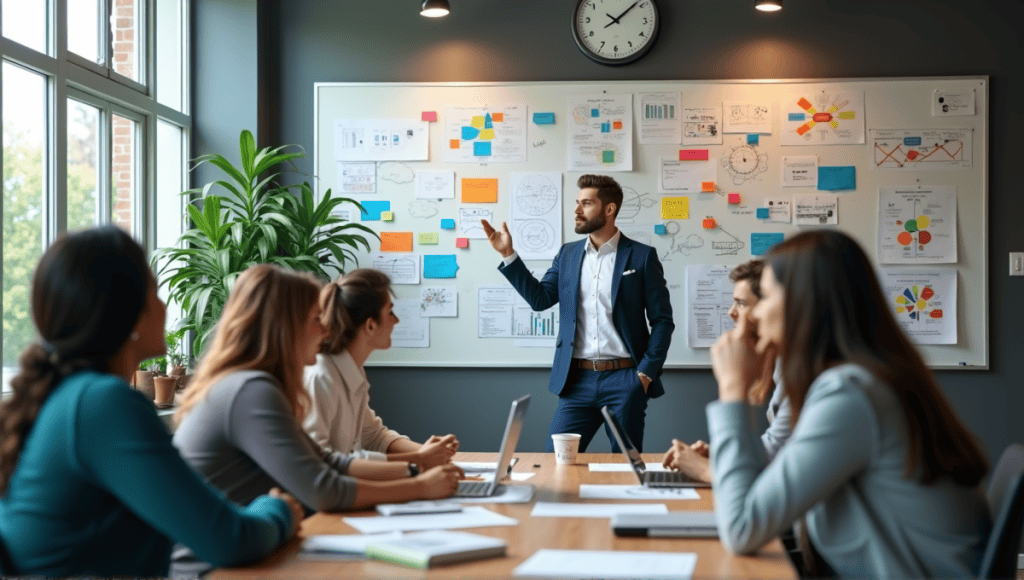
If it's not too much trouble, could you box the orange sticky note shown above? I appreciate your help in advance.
[450,139,460,149]
[462,178,498,203]
[701,181,716,192]
[702,218,717,229]
[491,112,504,122]
[613,120,623,130]
[456,237,469,248]
[380,232,413,252]
[421,111,438,122]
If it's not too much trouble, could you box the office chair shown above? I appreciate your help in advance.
[978,444,1024,579]
[0,533,15,575]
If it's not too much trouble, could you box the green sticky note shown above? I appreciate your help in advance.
[602,150,615,163]
[418,232,439,245]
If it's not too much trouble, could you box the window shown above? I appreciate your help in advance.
[2,0,190,394]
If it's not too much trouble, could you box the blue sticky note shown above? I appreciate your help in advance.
[591,108,600,117]
[474,141,492,156]
[756,207,771,219]
[788,113,805,121]
[818,166,856,191]
[440,218,456,230]
[747,134,759,145]
[461,126,479,140]
[751,233,785,256]
[359,200,391,221]
[654,224,667,235]
[533,112,555,124]
[601,122,611,133]
[423,254,459,278]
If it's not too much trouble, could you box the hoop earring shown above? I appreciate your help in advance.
[130,331,140,341]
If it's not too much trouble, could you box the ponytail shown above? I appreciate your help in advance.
[319,269,393,355]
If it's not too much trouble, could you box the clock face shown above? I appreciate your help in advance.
[572,0,659,65]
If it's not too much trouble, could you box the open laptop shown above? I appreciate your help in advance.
[454,395,530,497]
[601,406,710,488]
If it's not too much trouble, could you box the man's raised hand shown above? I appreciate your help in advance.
[481,219,514,258]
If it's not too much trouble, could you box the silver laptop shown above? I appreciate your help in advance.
[455,395,530,497]
[611,512,719,538]
[601,406,710,488]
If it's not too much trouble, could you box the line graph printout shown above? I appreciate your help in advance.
[877,186,957,264]
[510,172,562,260]
[458,207,493,240]
[880,270,957,345]
[686,265,735,348]
[370,252,420,284]
[781,91,864,145]
[870,128,972,170]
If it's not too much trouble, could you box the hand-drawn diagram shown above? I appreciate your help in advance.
[572,105,592,125]
[408,200,439,219]
[516,220,556,254]
[721,141,768,185]
[659,221,705,262]
[377,161,414,184]
[782,91,864,145]
[514,174,559,216]
[616,187,658,222]
[420,286,457,317]
[445,105,528,163]
[458,207,492,239]
[870,129,971,170]
[723,102,771,134]
[510,172,562,260]
[371,253,419,285]
[710,226,745,256]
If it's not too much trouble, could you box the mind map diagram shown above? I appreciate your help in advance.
[721,140,768,185]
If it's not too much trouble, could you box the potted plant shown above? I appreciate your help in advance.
[153,130,376,356]
[165,329,187,389]
[134,357,164,401]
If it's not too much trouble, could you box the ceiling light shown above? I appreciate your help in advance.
[421,0,450,17]
[755,0,783,11]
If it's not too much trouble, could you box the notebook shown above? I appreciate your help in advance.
[455,395,531,498]
[600,405,710,488]
[364,530,507,569]
[611,512,719,538]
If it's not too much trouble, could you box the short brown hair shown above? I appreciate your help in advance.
[729,260,765,298]
[320,268,394,355]
[577,174,624,217]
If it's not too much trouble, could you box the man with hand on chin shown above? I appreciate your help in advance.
[481,174,674,453]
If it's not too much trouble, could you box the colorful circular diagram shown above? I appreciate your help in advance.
[897,231,913,246]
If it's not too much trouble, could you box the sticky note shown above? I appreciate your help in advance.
[654,224,667,235]
[359,200,391,221]
[756,207,771,219]
[462,178,498,203]
[381,211,394,221]
[421,111,437,122]
[456,237,469,248]
[591,108,600,117]
[728,193,741,204]
[440,219,456,229]
[419,232,439,245]
[679,149,710,161]
[601,122,611,133]
[702,218,716,229]
[818,166,856,191]
[789,113,806,121]
[533,112,555,124]
[701,182,716,192]
[423,254,459,278]
[449,139,460,149]
[661,197,689,220]
[747,134,759,145]
[751,233,785,256]
[602,150,616,163]
[473,141,492,156]
[491,112,504,122]
[380,232,413,252]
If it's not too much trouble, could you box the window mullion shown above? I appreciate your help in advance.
[53,0,69,239]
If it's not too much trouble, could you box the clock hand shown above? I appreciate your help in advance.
[604,13,622,28]
[611,1,640,24]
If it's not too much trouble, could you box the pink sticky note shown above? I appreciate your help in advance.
[679,149,710,161]
[456,237,469,248]
[728,193,741,204]
[421,111,438,122]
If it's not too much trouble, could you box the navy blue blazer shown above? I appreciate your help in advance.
[498,234,674,398]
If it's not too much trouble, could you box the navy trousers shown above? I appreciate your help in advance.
[545,367,649,453]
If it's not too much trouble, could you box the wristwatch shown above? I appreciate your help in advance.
[407,462,421,478]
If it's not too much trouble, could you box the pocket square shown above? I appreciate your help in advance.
[622,269,636,276]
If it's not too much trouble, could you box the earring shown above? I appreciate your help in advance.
[130,331,140,341]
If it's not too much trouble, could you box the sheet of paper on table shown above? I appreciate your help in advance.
[529,502,668,518]
[343,506,518,534]
[513,549,697,579]
[578,484,700,500]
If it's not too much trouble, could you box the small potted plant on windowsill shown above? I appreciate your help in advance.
[134,357,163,401]
[165,329,187,389]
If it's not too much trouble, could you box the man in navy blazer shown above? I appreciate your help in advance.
[482,175,674,453]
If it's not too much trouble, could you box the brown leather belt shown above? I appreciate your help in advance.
[572,357,635,371]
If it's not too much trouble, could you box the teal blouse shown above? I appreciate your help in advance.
[0,370,292,577]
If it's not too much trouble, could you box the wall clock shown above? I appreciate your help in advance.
[572,0,660,66]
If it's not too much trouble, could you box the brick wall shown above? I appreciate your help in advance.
[111,0,135,232]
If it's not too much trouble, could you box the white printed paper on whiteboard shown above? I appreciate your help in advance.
[567,94,633,172]
[444,105,528,163]
[723,101,772,134]
[659,158,718,193]
[369,252,420,285]
[794,194,838,225]
[334,119,428,161]
[877,185,957,264]
[682,106,723,145]
[458,207,493,240]
[686,264,735,348]
[390,299,429,348]
[510,172,562,260]
[415,170,455,199]
[781,156,818,187]
[336,162,376,194]
[880,270,957,345]
[638,92,681,144]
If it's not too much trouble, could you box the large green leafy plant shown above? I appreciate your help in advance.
[154,130,376,354]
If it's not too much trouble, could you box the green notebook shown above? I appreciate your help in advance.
[364,530,507,569]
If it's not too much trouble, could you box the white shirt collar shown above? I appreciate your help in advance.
[328,349,368,391]
[586,228,621,254]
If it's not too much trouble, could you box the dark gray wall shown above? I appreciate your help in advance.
[197,0,1024,456]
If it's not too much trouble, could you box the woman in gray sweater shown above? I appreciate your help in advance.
[708,230,990,578]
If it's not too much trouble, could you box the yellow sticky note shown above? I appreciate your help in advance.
[471,115,485,129]
[380,232,413,252]
[418,232,439,245]
[462,178,499,203]
[380,211,394,221]
[662,197,690,220]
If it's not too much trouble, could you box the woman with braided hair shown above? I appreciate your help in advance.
[0,226,302,577]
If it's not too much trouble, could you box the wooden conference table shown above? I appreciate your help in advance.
[209,453,797,579]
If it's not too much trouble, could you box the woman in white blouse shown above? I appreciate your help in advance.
[304,269,459,474]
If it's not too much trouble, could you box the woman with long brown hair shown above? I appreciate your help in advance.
[708,230,990,578]
[303,268,458,472]
[173,264,462,517]
[0,227,301,577]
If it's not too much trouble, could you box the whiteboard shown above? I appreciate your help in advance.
[314,77,988,369]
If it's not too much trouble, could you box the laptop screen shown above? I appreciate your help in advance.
[601,406,647,478]
[486,395,530,484]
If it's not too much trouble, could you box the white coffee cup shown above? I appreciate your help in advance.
[551,433,582,465]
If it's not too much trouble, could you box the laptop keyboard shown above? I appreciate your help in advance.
[456,480,492,497]
[646,471,688,484]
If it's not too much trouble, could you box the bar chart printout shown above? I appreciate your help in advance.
[514,306,558,337]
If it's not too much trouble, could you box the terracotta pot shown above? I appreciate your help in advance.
[154,376,178,406]
[135,370,156,400]
[169,365,187,390]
